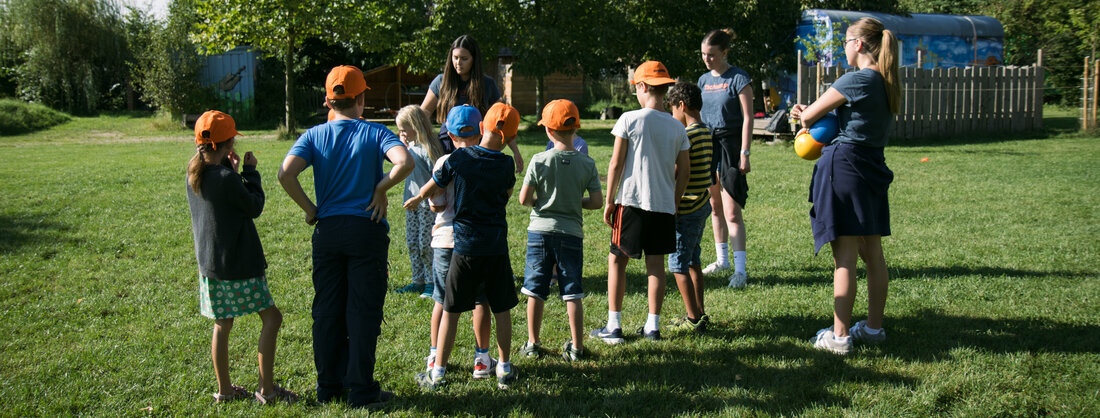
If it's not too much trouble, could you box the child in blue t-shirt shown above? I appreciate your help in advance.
[404,103,521,390]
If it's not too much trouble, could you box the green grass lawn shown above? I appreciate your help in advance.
[1,108,1097,416]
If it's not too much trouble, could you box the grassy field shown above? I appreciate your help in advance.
[1,108,1097,416]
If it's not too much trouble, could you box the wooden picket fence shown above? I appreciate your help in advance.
[795,51,1045,140]
[1083,57,1099,131]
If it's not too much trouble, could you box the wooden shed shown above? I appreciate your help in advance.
[497,58,584,115]
[360,65,435,119]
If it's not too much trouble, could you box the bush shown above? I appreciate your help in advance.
[0,99,71,135]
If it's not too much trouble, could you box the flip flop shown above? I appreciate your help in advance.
[254,385,299,405]
[212,384,250,403]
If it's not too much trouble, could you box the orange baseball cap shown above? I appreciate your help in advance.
[537,99,581,131]
[481,102,521,140]
[631,61,676,86]
[194,110,241,150]
[326,65,370,100]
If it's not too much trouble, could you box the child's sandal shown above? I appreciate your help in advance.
[254,385,299,405]
[212,384,250,403]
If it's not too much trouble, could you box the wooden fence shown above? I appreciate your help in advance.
[796,51,1045,140]
[1083,57,1098,131]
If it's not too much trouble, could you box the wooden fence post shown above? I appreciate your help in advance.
[1084,57,1090,131]
[1093,59,1098,130]
[1035,50,1044,129]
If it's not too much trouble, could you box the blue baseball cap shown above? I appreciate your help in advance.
[446,105,482,137]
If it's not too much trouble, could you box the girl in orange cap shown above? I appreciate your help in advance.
[186,110,297,404]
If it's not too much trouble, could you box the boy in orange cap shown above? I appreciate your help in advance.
[278,65,412,408]
[518,99,603,361]
[404,102,521,390]
[591,61,691,343]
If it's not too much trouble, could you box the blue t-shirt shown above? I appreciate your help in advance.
[830,68,893,148]
[287,119,404,221]
[430,74,501,137]
[697,66,752,130]
[432,145,515,256]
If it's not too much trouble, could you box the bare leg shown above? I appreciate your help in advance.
[257,307,283,396]
[526,296,545,344]
[435,311,462,369]
[212,318,234,395]
[722,190,746,252]
[644,255,666,315]
[607,253,628,312]
[689,266,706,315]
[429,302,443,348]
[830,236,861,337]
[709,182,728,244]
[672,272,701,320]
[472,304,492,350]
[858,236,889,329]
[493,310,513,363]
[566,299,584,351]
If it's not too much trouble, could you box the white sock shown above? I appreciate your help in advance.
[644,313,660,333]
[607,311,622,330]
[863,324,883,334]
[733,251,747,274]
[429,347,437,356]
[497,360,512,375]
[475,347,491,364]
[833,334,851,343]
[716,242,729,265]
[431,366,446,380]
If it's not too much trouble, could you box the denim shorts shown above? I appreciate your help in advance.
[522,231,584,301]
[668,201,711,273]
[432,247,486,305]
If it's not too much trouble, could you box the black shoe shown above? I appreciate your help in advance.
[636,326,661,341]
[351,390,394,409]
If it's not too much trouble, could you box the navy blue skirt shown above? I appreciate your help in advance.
[809,142,893,254]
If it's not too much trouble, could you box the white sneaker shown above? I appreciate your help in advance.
[472,356,497,379]
[849,320,886,344]
[424,354,435,374]
[702,261,730,275]
[810,327,852,355]
[727,272,747,288]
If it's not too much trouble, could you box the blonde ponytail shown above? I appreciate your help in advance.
[187,148,208,194]
[879,29,900,114]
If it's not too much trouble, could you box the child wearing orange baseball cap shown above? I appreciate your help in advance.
[404,102,522,390]
[186,110,298,404]
[592,61,692,343]
[518,99,603,361]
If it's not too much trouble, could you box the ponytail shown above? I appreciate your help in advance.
[879,29,900,114]
[187,147,208,194]
[849,18,901,114]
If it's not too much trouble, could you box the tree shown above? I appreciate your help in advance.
[190,0,421,136]
[126,2,216,117]
[0,0,131,114]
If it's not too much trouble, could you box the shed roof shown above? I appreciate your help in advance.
[802,9,1004,38]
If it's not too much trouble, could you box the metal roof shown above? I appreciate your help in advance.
[801,9,1004,39]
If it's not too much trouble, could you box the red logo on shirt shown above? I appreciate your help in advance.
[703,83,729,91]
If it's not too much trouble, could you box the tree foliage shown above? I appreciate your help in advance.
[126,1,216,117]
[0,0,131,114]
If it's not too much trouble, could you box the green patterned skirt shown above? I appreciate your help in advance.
[199,274,275,319]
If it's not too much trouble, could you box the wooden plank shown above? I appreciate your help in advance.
[949,67,960,135]
[1035,50,1044,129]
[1021,66,1032,131]
[933,67,944,136]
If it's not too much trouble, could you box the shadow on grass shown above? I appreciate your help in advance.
[746,265,1096,288]
[393,341,913,415]
[0,212,74,255]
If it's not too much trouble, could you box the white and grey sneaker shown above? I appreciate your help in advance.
[727,272,747,288]
[810,327,852,355]
[702,261,730,275]
[849,320,886,344]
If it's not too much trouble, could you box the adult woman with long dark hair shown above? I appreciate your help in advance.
[420,35,524,172]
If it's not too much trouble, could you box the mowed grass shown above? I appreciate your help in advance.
[1,108,1097,416]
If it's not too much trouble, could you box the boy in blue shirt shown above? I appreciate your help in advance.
[404,103,521,390]
[278,65,413,408]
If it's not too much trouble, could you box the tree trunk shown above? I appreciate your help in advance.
[283,34,297,137]
[535,75,545,117]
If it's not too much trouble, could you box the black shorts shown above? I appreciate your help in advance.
[713,128,749,208]
[443,253,518,314]
[609,205,676,259]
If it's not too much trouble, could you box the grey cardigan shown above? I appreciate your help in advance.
[186,162,266,280]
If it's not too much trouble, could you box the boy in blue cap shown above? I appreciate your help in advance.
[404,103,522,390]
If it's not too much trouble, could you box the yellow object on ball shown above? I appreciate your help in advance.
[794,132,824,160]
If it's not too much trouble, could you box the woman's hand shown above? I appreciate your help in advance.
[789,104,807,120]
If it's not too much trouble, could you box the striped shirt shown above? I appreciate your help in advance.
[679,123,713,214]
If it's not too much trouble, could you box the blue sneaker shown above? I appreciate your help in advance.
[415,372,445,390]
[496,362,517,390]
[636,326,661,341]
[589,325,624,345]
[395,282,424,294]
[419,284,434,299]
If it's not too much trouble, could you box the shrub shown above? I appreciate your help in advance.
[0,99,71,135]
